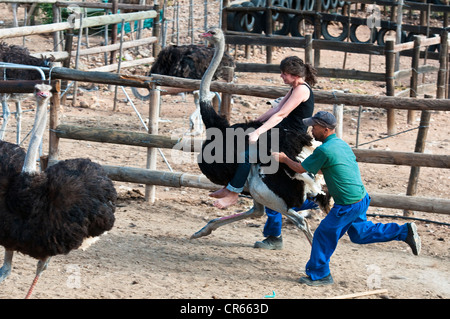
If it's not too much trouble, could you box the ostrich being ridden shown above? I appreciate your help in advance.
[0,84,117,298]
[0,42,54,143]
[192,28,331,244]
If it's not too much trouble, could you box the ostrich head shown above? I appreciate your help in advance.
[34,84,52,105]
[199,27,225,102]
[200,27,224,45]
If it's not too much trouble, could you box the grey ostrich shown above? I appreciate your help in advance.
[192,28,331,244]
[0,84,117,299]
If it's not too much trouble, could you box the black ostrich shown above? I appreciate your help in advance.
[0,42,55,143]
[192,28,331,243]
[0,84,117,298]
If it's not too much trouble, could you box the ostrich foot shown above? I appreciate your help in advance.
[0,250,13,284]
[25,257,51,299]
[191,202,264,239]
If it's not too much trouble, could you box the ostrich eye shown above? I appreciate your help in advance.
[210,31,216,35]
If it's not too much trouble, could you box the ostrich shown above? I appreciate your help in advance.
[0,84,117,298]
[192,27,331,244]
[132,43,235,135]
[0,42,54,143]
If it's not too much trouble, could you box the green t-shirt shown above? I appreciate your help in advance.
[301,134,366,205]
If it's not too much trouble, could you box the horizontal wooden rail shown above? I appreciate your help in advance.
[93,164,450,215]
[33,67,450,111]
[31,37,157,61]
[0,10,157,39]
[235,63,386,82]
[53,124,450,169]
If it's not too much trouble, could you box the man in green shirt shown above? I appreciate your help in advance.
[272,111,421,286]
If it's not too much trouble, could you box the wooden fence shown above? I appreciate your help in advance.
[2,72,445,214]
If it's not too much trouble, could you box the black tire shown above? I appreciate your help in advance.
[290,0,302,10]
[268,11,291,35]
[131,87,151,101]
[306,0,315,11]
[377,28,407,46]
[349,24,377,43]
[251,0,266,6]
[226,3,242,31]
[321,19,349,41]
[322,0,330,10]
[330,0,338,8]
[290,15,316,38]
[233,2,264,34]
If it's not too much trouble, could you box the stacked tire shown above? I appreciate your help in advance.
[227,0,350,35]
[227,0,443,51]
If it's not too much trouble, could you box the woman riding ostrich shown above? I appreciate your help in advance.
[0,84,117,298]
[192,27,331,244]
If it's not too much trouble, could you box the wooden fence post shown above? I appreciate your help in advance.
[110,0,119,65]
[436,29,448,99]
[153,4,161,58]
[385,39,396,135]
[49,80,61,163]
[314,0,322,68]
[220,66,234,121]
[265,0,273,64]
[408,35,422,124]
[404,108,431,216]
[61,29,74,105]
[146,82,160,203]
[305,34,313,65]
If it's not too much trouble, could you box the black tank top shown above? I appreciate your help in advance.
[276,83,314,133]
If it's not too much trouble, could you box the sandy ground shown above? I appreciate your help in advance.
[0,2,449,301]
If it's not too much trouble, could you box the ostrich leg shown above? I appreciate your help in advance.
[25,257,51,299]
[284,208,313,245]
[0,250,13,283]
[191,201,265,239]
[0,95,11,140]
[15,101,22,145]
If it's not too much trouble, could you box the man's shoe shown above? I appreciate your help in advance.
[405,222,421,256]
[298,274,334,287]
[254,236,283,250]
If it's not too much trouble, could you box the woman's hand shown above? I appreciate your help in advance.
[248,130,260,144]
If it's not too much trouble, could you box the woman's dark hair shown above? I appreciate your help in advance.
[280,56,318,87]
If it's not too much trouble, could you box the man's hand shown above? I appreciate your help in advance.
[271,151,287,163]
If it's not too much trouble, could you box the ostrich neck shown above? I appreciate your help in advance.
[199,38,225,102]
[22,99,49,174]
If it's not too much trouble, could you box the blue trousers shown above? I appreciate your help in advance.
[263,199,318,237]
[305,193,409,280]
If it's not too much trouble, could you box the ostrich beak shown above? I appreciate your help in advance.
[36,91,51,98]
[200,32,212,38]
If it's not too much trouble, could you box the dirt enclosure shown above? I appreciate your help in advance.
[0,4,449,301]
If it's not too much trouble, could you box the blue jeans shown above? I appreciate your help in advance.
[305,193,409,280]
[263,199,318,237]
